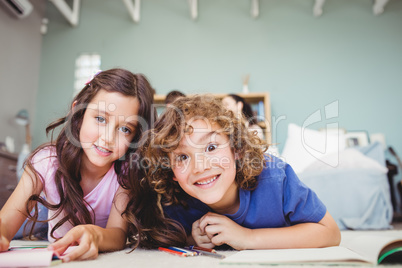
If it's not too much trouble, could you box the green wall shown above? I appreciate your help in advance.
[36,0,402,157]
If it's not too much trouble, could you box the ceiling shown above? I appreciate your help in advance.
[1,0,392,26]
[48,0,392,27]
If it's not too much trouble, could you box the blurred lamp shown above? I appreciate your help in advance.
[15,109,31,148]
[16,109,29,125]
[15,109,31,181]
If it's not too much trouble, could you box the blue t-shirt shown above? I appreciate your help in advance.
[163,156,327,234]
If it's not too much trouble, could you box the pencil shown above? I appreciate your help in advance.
[168,246,197,256]
[186,246,225,259]
[187,248,225,259]
[189,245,217,253]
[158,247,188,257]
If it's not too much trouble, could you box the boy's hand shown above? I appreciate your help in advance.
[48,225,101,262]
[0,219,10,252]
[191,218,214,249]
[198,212,252,250]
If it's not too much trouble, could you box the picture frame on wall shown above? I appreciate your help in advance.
[345,131,370,147]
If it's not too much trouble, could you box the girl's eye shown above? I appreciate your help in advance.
[95,116,106,123]
[119,126,132,135]
[206,144,218,152]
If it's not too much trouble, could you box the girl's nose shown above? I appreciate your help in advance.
[100,124,116,146]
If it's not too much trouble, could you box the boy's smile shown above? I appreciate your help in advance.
[194,174,219,186]
[171,119,240,214]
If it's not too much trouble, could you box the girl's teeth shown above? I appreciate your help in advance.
[196,176,217,185]
[96,145,110,153]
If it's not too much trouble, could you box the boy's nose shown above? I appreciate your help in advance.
[192,153,211,174]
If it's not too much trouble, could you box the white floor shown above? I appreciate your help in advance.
[9,229,402,268]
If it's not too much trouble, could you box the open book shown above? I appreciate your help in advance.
[0,241,77,267]
[221,234,402,265]
[0,246,61,267]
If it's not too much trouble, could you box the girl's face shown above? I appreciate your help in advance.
[170,119,239,214]
[79,89,139,172]
[222,96,242,118]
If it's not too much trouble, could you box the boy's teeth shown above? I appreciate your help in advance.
[196,176,217,185]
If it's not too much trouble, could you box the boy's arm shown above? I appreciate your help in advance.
[197,211,340,250]
[244,211,341,249]
[0,168,42,250]
[48,186,129,261]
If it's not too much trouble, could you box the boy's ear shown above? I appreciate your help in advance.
[172,177,178,181]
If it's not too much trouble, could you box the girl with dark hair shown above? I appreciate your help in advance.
[222,94,264,140]
[140,95,340,250]
[0,68,156,261]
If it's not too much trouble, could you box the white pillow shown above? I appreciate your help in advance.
[303,148,387,173]
[281,123,346,174]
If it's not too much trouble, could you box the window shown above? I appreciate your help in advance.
[74,53,101,96]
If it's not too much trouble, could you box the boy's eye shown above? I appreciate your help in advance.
[206,144,218,152]
[95,116,106,123]
[176,154,188,162]
[119,126,132,135]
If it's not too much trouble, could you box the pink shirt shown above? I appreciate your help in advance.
[31,147,120,242]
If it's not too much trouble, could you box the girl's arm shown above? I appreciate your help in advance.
[0,168,43,251]
[48,186,129,262]
[193,211,341,250]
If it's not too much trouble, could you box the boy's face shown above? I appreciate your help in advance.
[170,119,239,213]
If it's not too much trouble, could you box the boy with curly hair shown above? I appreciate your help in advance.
[140,95,340,250]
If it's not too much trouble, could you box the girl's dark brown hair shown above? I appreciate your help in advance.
[227,94,258,126]
[138,95,268,245]
[24,68,155,247]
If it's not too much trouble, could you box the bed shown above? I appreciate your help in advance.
[281,123,393,230]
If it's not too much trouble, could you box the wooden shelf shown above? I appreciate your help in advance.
[153,93,271,144]
[0,150,17,209]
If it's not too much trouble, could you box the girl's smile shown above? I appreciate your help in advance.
[93,144,113,157]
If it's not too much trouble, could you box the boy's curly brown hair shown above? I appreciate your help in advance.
[140,94,269,207]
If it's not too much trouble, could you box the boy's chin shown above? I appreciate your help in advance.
[196,196,223,207]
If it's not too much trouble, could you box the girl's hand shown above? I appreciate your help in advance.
[198,212,252,250]
[191,218,214,249]
[0,218,10,252]
[48,225,101,262]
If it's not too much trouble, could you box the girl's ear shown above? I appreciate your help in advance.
[234,151,240,160]
[172,177,178,181]
[71,100,78,110]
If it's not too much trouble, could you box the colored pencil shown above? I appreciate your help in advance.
[158,247,188,257]
[186,246,225,259]
[189,245,217,253]
[168,246,197,256]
